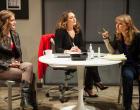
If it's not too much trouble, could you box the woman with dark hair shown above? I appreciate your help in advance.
[102,14,140,110]
[0,10,37,110]
[54,10,108,97]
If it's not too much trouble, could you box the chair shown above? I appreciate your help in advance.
[118,77,139,107]
[0,80,21,110]
[38,34,77,103]
[46,37,78,103]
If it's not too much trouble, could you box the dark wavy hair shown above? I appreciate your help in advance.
[56,10,80,34]
[0,10,15,39]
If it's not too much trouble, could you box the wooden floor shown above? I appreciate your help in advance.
[0,86,139,110]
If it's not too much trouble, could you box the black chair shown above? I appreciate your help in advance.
[43,37,78,103]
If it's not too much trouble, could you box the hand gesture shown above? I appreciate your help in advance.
[98,28,110,40]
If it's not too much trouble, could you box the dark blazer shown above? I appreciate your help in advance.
[111,33,140,64]
[54,28,86,53]
[0,31,22,70]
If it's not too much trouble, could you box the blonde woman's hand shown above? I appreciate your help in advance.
[98,28,110,40]
[102,31,110,39]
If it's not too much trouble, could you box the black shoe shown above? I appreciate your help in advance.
[94,82,108,90]
[84,89,98,97]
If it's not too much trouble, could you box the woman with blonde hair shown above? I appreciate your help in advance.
[101,14,140,110]
[0,10,37,110]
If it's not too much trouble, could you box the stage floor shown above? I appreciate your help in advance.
[0,85,139,110]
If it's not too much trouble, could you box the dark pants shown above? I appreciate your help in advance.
[122,64,140,109]
[84,66,101,90]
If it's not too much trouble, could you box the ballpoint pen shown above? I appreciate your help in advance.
[72,42,76,47]
[98,28,107,35]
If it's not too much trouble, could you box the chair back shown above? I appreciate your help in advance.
[50,38,55,53]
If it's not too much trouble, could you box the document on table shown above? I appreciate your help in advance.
[53,53,70,58]
[103,54,127,61]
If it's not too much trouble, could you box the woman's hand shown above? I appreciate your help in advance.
[64,46,81,54]
[9,60,20,68]
[101,31,110,39]
[70,46,81,53]
[99,28,110,40]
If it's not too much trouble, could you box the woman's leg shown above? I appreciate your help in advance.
[84,66,100,90]
[0,67,22,81]
[122,65,137,110]
[19,62,38,109]
[19,62,33,83]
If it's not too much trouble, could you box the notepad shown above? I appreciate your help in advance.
[103,54,127,61]
[53,53,70,58]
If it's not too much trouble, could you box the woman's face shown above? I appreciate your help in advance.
[9,15,16,31]
[67,12,76,27]
[115,20,128,34]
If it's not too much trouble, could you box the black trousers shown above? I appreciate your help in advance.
[84,66,101,90]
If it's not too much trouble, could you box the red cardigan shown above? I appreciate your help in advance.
[38,34,55,79]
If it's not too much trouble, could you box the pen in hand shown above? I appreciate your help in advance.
[72,42,76,47]
[98,28,107,35]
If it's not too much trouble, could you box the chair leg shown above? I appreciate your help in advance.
[118,82,122,104]
[5,80,15,110]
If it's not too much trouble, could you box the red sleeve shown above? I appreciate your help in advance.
[38,34,55,79]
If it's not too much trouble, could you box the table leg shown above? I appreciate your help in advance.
[76,66,85,110]
[61,66,96,110]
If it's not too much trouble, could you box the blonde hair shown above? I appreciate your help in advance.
[115,14,140,45]
[56,10,80,34]
[0,10,15,39]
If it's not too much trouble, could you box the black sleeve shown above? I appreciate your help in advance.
[110,35,118,52]
[0,60,9,70]
[11,31,22,62]
[14,33,22,62]
[54,29,65,53]
[135,33,140,63]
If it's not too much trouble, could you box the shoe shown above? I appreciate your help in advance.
[84,88,98,97]
[94,82,108,91]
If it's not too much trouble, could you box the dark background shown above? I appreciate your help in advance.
[0,0,29,19]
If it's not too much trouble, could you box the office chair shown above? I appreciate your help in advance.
[43,36,78,103]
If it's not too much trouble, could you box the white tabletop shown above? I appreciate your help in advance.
[39,54,121,67]
[39,53,122,110]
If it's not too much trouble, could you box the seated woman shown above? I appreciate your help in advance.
[101,14,140,110]
[0,10,37,110]
[54,10,108,97]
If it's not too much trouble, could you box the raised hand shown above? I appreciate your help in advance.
[98,28,110,40]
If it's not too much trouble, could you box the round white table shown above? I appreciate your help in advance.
[39,54,121,110]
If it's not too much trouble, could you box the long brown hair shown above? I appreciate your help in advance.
[0,10,15,39]
[56,10,80,34]
[115,14,140,45]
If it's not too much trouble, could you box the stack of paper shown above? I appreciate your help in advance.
[103,54,127,61]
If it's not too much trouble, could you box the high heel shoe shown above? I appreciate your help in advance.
[94,82,108,91]
[84,89,98,97]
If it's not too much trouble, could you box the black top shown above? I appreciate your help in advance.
[54,28,86,53]
[111,33,140,65]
